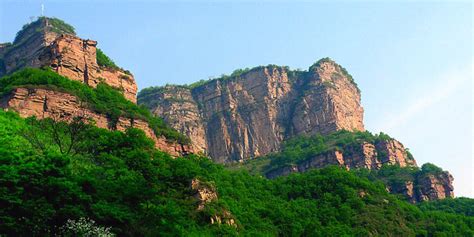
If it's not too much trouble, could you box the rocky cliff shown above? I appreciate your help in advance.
[261,136,453,202]
[265,137,417,178]
[1,87,193,156]
[139,59,364,163]
[0,17,191,156]
[0,17,137,102]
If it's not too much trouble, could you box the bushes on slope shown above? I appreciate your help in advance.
[0,68,190,144]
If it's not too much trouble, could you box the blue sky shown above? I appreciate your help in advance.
[1,0,472,197]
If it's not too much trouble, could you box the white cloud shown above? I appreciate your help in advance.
[379,63,472,132]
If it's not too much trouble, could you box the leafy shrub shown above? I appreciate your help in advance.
[418,198,474,216]
[420,163,444,174]
[60,218,115,237]
[46,17,76,35]
[96,48,119,69]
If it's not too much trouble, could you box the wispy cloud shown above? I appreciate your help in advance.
[379,63,472,132]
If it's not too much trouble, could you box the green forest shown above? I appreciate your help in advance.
[1,110,473,236]
[0,13,472,237]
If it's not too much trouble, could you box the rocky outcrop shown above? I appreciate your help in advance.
[375,139,417,167]
[0,20,59,75]
[263,138,454,202]
[190,179,237,227]
[145,86,207,153]
[0,87,192,156]
[0,17,137,103]
[415,172,454,202]
[384,171,454,203]
[139,59,364,163]
[265,138,417,179]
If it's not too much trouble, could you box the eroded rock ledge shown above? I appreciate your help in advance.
[1,87,193,156]
[264,139,453,202]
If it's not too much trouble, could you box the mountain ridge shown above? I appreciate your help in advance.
[139,59,365,162]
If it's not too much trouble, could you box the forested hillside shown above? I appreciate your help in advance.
[1,110,473,236]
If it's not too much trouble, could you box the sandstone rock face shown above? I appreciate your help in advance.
[0,18,137,103]
[139,60,364,163]
[0,19,59,75]
[375,139,417,167]
[385,172,454,203]
[1,87,192,156]
[190,179,237,227]
[263,138,454,202]
[416,172,454,201]
[265,138,416,179]
[144,86,207,153]
[191,179,219,211]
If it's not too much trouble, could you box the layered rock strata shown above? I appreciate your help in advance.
[264,138,453,202]
[265,138,417,179]
[0,17,137,102]
[139,59,364,162]
[1,87,192,156]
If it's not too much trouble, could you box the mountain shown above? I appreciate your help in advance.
[138,58,453,202]
[0,17,472,236]
[226,131,454,203]
[0,17,194,156]
[138,59,364,162]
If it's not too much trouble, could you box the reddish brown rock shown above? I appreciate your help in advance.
[263,138,453,202]
[140,59,365,163]
[375,139,417,167]
[265,138,416,179]
[416,172,454,201]
[0,18,138,103]
[0,87,191,156]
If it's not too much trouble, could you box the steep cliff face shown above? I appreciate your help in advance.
[139,59,364,163]
[0,19,60,75]
[416,172,454,201]
[0,87,192,156]
[0,17,137,103]
[384,171,454,203]
[144,86,207,153]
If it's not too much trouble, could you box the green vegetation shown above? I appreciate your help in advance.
[138,58,359,103]
[229,131,451,202]
[0,68,189,144]
[237,130,395,174]
[45,17,76,35]
[96,48,119,69]
[418,198,474,216]
[96,48,132,75]
[0,110,472,236]
[14,16,75,44]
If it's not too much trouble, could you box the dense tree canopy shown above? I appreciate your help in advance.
[0,110,473,236]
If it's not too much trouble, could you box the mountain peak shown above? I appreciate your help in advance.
[14,16,76,44]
